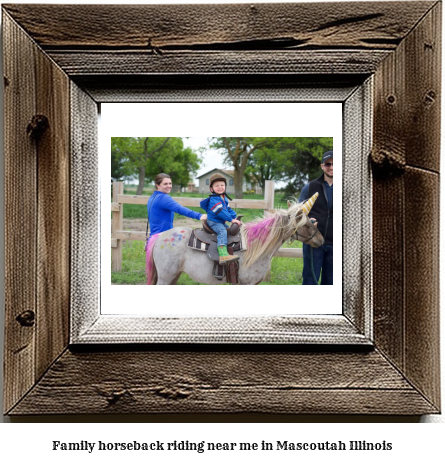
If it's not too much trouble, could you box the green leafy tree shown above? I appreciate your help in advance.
[209,137,270,198]
[282,137,333,199]
[146,138,201,190]
[111,137,201,194]
[111,144,127,182]
[244,138,296,192]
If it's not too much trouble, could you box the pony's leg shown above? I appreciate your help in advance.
[156,271,183,285]
[170,273,183,285]
[156,275,181,285]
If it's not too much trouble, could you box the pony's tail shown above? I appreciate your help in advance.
[145,233,161,285]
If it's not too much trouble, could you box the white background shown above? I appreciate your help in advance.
[0,0,444,461]
[102,102,342,315]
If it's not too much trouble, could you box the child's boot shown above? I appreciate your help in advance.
[218,245,239,265]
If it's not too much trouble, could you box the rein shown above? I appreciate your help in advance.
[290,214,320,284]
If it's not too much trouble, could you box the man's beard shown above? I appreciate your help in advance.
[324,172,333,178]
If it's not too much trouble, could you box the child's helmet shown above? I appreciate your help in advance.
[209,173,227,187]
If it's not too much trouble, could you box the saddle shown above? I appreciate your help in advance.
[188,217,244,284]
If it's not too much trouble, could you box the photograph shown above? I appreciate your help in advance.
[110,136,333,287]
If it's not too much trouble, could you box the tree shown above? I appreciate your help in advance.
[209,137,269,198]
[281,137,333,199]
[111,137,201,194]
[111,144,127,182]
[111,137,170,193]
[244,138,296,192]
[146,138,201,190]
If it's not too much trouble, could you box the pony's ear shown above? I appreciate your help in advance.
[287,200,291,208]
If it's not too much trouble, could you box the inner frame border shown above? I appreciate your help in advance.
[70,82,373,346]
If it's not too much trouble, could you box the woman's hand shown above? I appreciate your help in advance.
[200,214,208,221]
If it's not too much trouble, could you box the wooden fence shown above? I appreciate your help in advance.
[111,180,302,272]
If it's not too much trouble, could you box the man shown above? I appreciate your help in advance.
[298,150,333,285]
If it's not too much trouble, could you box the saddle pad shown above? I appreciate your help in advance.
[187,229,209,252]
[194,228,241,245]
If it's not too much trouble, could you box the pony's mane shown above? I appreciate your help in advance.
[240,199,307,268]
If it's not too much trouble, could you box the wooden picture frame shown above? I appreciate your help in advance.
[2,2,441,415]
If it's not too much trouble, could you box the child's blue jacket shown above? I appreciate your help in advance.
[200,194,237,224]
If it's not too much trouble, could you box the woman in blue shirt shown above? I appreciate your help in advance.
[147,173,207,237]
[145,173,207,284]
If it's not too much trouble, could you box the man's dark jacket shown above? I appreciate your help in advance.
[300,174,333,245]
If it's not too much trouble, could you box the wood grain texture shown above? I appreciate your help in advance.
[35,33,71,381]
[372,174,405,367]
[3,12,38,414]
[8,349,437,415]
[404,168,440,407]
[3,10,71,412]
[2,2,435,49]
[372,2,441,172]
[70,83,100,339]
[404,2,441,172]
[75,75,363,103]
[46,50,390,76]
[342,80,373,336]
[372,2,441,411]
[75,316,369,346]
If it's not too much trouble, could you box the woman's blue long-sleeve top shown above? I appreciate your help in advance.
[200,194,237,224]
[147,191,202,237]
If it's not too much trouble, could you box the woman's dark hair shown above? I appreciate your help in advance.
[154,173,171,189]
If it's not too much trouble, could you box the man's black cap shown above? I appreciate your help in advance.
[322,150,333,164]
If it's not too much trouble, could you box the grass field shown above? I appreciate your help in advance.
[111,186,305,285]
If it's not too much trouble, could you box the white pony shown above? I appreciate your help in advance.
[147,196,323,285]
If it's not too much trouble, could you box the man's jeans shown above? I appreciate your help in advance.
[302,243,333,285]
[207,219,229,247]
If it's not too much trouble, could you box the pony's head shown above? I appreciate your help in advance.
[240,194,323,268]
[287,195,324,248]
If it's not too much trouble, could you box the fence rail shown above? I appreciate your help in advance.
[111,180,302,272]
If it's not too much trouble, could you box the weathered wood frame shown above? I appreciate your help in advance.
[2,2,441,415]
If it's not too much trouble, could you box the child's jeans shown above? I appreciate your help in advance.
[207,220,229,247]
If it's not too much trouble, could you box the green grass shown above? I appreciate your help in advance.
[111,238,303,285]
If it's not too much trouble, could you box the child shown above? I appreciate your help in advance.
[200,173,241,265]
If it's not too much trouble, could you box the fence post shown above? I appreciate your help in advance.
[112,181,124,272]
[265,180,275,209]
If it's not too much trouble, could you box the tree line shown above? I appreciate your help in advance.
[111,137,333,198]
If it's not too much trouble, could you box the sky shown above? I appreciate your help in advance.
[180,137,229,184]
[181,137,290,189]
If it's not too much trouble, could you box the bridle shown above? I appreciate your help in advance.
[288,213,319,244]
[292,229,319,244]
